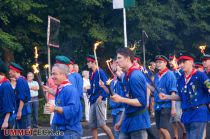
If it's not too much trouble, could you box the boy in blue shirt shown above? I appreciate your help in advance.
[9,62,31,139]
[86,55,114,139]
[99,59,125,139]
[153,55,177,139]
[111,48,150,139]
[0,60,16,139]
[159,53,210,139]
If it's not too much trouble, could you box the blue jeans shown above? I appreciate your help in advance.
[16,115,31,139]
[184,122,206,139]
[30,97,39,127]
[119,129,148,139]
[112,112,122,139]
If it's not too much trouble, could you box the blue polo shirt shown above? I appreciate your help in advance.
[68,72,83,98]
[109,78,125,116]
[0,80,16,125]
[121,70,150,133]
[177,71,210,124]
[87,68,108,104]
[52,84,82,135]
[154,70,178,110]
[15,76,31,116]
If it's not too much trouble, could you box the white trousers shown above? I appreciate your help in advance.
[83,93,90,121]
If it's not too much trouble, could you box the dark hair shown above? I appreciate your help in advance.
[116,48,135,62]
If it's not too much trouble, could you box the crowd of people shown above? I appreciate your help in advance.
[0,47,209,139]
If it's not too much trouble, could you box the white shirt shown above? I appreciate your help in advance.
[83,78,90,93]
[28,81,39,97]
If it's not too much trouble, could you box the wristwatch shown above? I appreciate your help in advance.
[54,106,58,112]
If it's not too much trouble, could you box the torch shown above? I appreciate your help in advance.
[106,78,114,96]
[94,41,103,80]
[106,58,115,77]
[171,55,181,76]
[143,69,161,94]
[44,64,49,81]
[199,45,207,54]
[129,42,136,51]
[32,47,48,103]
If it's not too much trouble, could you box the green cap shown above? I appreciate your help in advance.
[86,54,96,62]
[9,62,24,73]
[55,55,70,65]
[155,55,169,62]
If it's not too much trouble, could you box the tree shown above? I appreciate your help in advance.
[0,0,45,66]
[1,0,210,71]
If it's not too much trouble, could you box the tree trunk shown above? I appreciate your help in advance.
[2,48,14,65]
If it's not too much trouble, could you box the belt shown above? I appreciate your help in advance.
[31,96,38,98]
[183,104,206,112]
[156,101,170,105]
[90,92,101,96]
[126,108,147,118]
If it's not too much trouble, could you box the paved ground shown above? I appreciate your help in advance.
[25,118,210,139]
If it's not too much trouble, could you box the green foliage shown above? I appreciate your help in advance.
[0,0,45,60]
[1,0,210,68]
[0,30,22,51]
[89,24,108,41]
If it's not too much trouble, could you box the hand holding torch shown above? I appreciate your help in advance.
[106,78,114,96]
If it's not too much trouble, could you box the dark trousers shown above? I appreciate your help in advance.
[112,112,122,139]
[30,97,39,128]
[16,115,31,139]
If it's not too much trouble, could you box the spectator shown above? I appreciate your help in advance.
[82,70,91,122]
[27,72,39,128]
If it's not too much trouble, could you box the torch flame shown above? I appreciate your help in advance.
[171,55,178,69]
[44,64,49,69]
[199,45,206,54]
[106,58,112,65]
[34,47,38,59]
[32,64,39,74]
[129,43,136,51]
[94,41,103,50]
[106,58,115,77]
[106,78,113,85]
